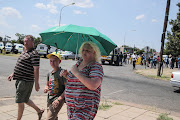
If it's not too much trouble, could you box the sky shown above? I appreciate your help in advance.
[0,0,179,52]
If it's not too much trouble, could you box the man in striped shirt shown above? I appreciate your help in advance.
[8,35,44,120]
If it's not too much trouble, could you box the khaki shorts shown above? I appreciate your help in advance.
[46,99,65,120]
[15,80,34,103]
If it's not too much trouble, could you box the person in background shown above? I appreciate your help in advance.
[119,52,123,65]
[171,56,175,69]
[123,53,127,64]
[127,52,130,64]
[132,53,137,69]
[44,52,66,120]
[178,55,180,70]
[7,35,44,120]
[157,56,160,68]
[60,41,104,119]
[153,54,157,69]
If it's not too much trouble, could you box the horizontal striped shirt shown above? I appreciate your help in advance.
[65,60,104,119]
[13,48,40,82]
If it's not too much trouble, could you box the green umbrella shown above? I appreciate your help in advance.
[39,24,117,56]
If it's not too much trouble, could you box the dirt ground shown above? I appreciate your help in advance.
[135,66,179,80]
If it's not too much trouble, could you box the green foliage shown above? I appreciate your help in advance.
[99,99,112,111]
[112,102,122,105]
[136,49,145,55]
[15,33,25,44]
[165,3,180,57]
[157,113,173,120]
[34,37,42,48]
[0,36,2,41]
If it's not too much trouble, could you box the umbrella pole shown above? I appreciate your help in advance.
[75,33,79,61]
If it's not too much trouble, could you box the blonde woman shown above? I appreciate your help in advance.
[60,41,104,119]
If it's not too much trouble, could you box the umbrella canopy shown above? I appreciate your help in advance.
[39,24,117,56]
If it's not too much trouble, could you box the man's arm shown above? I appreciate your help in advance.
[34,66,40,91]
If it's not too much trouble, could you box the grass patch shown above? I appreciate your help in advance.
[157,113,173,120]
[99,99,112,111]
[0,53,20,57]
[99,103,112,111]
[147,75,170,81]
[135,67,178,81]
[112,102,122,105]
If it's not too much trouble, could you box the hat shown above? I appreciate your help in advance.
[47,52,61,60]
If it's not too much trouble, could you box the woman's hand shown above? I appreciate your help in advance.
[71,65,79,76]
[60,69,68,78]
[44,86,48,93]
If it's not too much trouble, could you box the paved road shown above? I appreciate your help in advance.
[0,55,180,114]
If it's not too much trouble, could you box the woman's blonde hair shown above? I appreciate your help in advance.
[79,41,101,62]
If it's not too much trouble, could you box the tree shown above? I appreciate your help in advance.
[136,49,145,55]
[165,3,180,57]
[149,48,156,53]
[34,37,41,48]
[0,36,2,41]
[15,33,25,44]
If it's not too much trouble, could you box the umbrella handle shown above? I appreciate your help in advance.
[55,43,58,53]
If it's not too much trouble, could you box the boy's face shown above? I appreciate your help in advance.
[49,55,60,69]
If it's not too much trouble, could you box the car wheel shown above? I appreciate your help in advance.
[65,56,68,60]
[101,61,105,65]
[44,54,46,58]
[0,49,2,53]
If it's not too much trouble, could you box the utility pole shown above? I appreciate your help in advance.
[157,0,171,76]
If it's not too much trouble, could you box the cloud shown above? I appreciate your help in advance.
[152,19,158,22]
[136,14,145,20]
[35,3,47,9]
[0,7,22,19]
[35,3,58,14]
[31,24,41,31]
[73,10,87,15]
[52,0,94,8]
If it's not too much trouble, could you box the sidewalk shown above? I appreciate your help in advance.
[0,96,179,120]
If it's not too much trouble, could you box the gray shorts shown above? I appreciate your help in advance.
[15,80,34,103]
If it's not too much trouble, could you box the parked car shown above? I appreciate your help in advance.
[60,51,80,60]
[5,43,12,53]
[14,43,24,53]
[170,71,180,90]
[36,43,57,57]
[0,42,4,53]
[101,55,112,65]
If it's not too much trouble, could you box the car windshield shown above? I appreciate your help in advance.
[19,46,23,48]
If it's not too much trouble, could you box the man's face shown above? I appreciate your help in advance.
[49,55,60,69]
[24,37,33,49]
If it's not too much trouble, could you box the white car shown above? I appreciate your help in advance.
[14,43,24,53]
[170,71,180,89]
[60,51,80,60]
[0,42,4,53]
[5,43,12,53]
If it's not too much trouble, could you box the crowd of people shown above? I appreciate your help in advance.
[8,35,104,120]
[111,52,180,70]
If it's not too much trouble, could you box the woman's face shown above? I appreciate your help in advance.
[82,44,95,61]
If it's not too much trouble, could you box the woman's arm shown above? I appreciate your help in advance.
[71,65,102,90]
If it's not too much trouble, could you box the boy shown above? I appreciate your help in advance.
[44,52,66,120]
